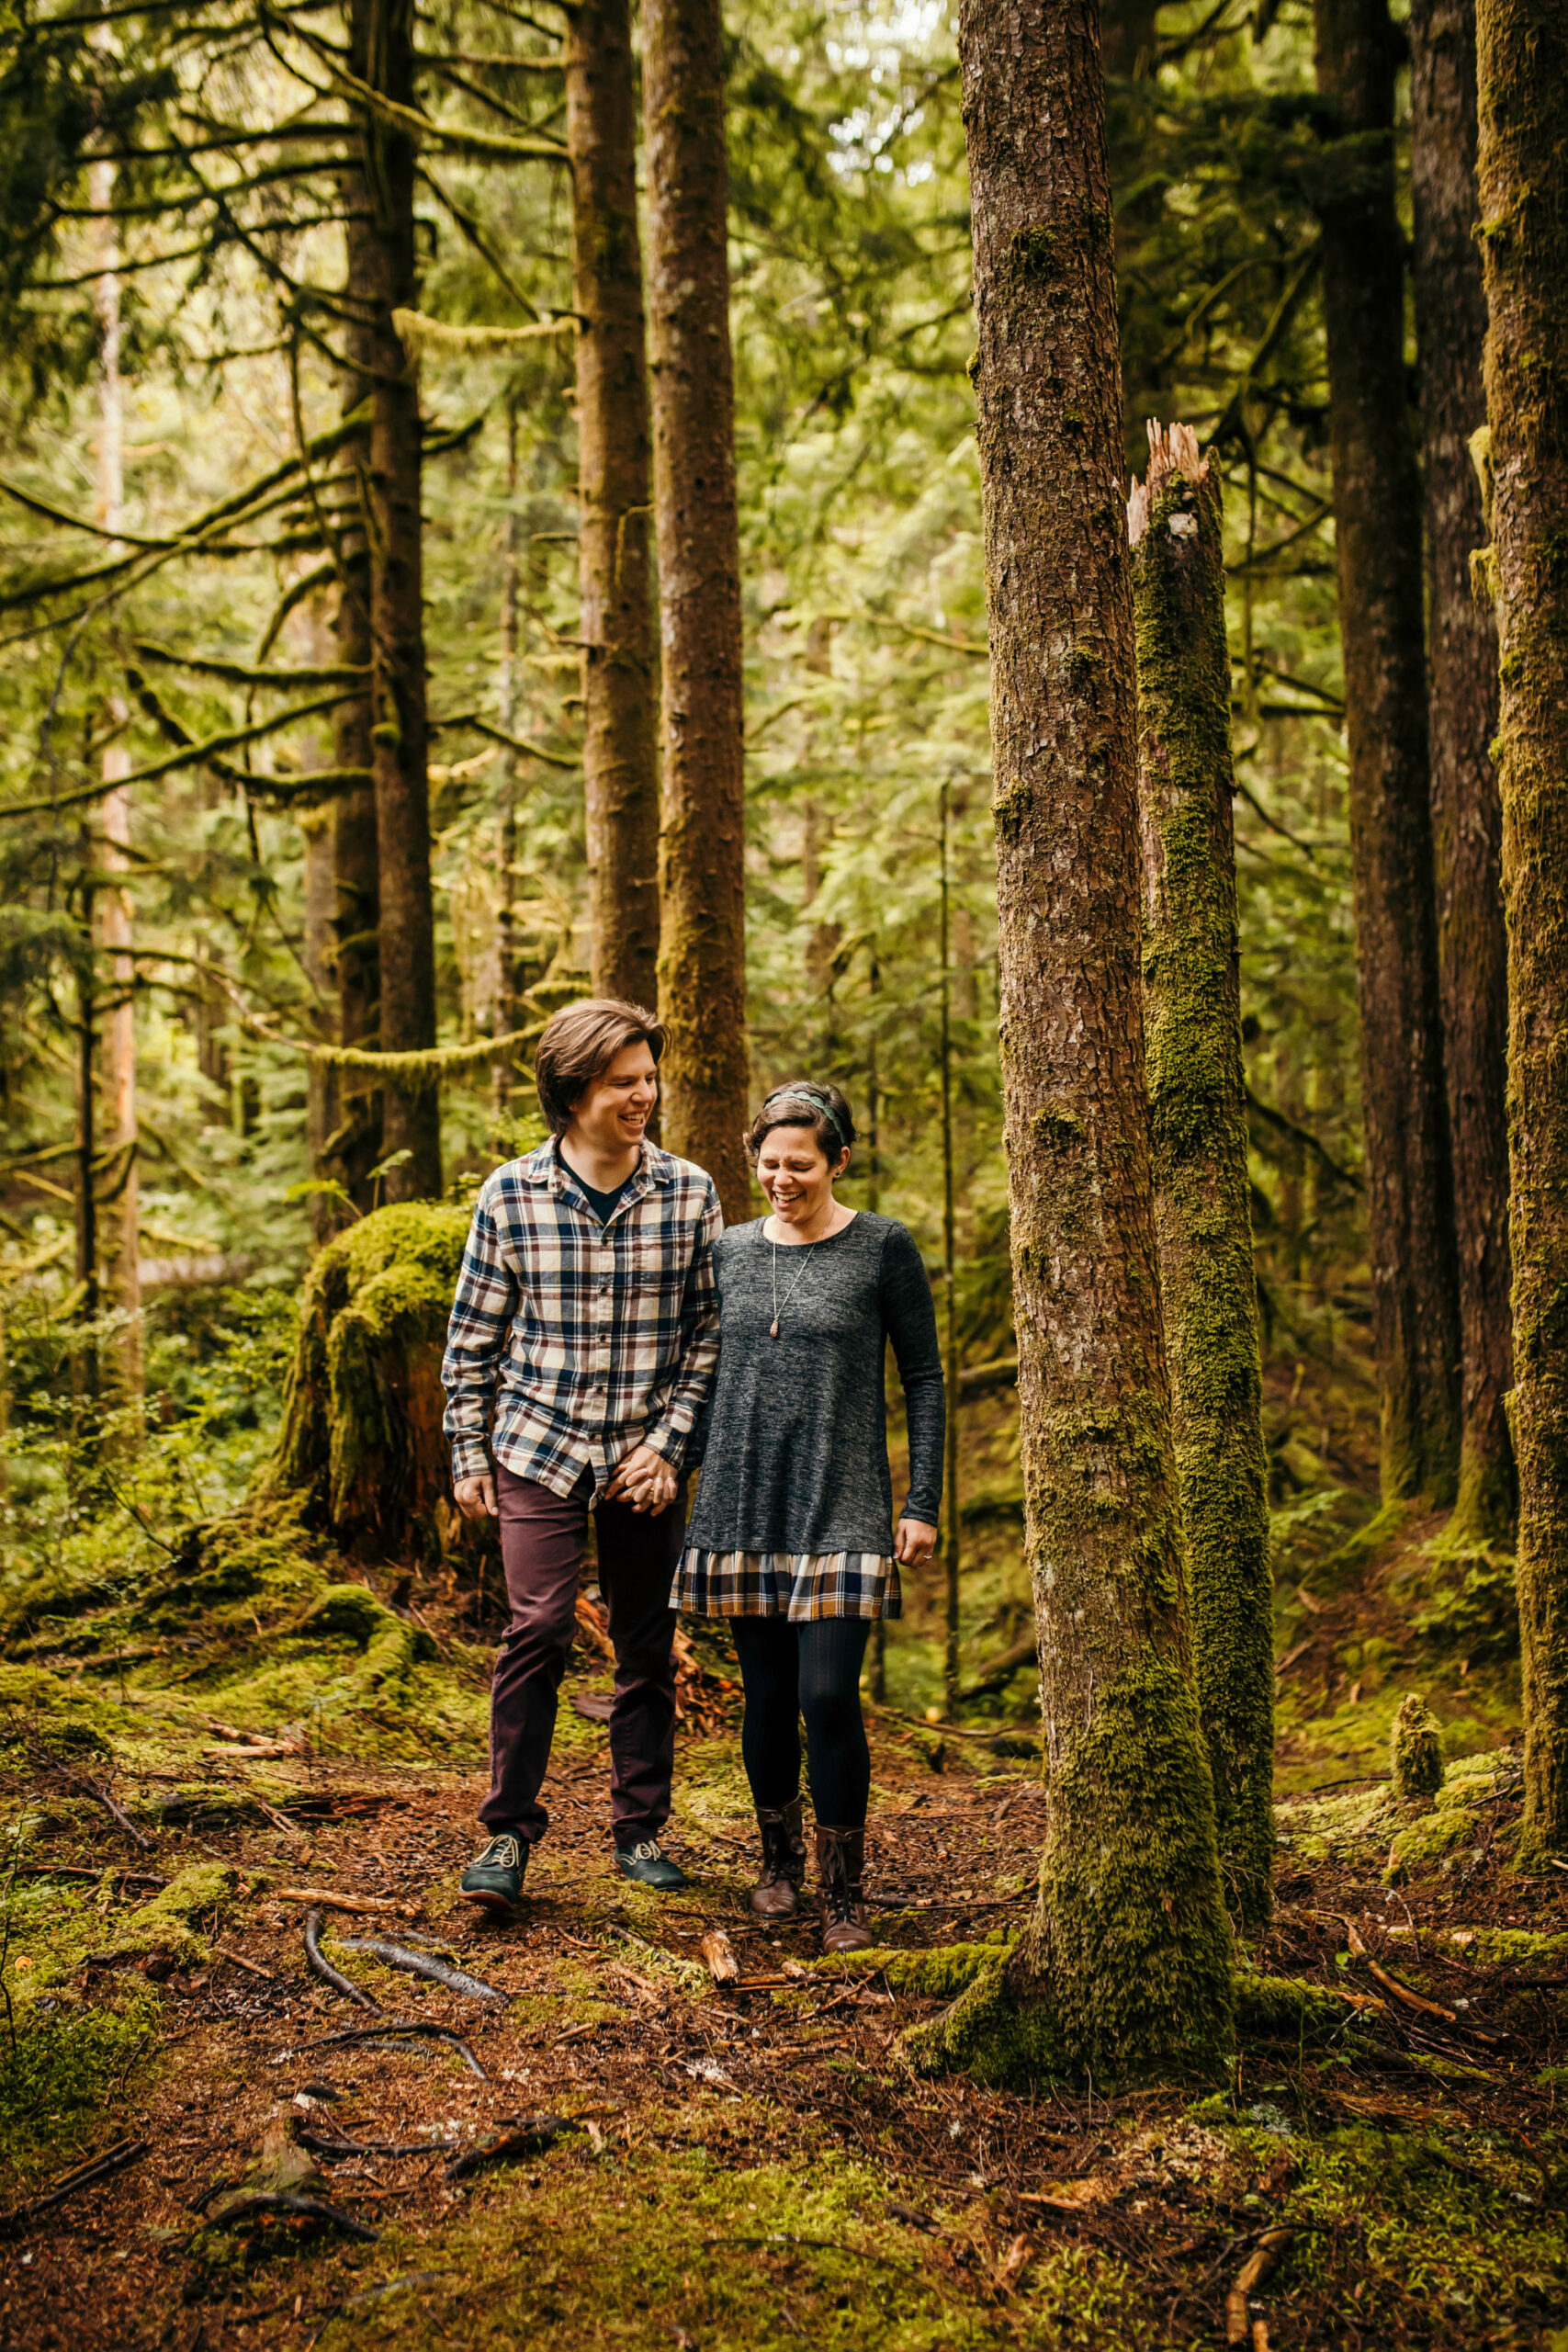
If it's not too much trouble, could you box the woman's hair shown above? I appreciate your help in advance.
[535,998,664,1136]
[745,1080,856,1165]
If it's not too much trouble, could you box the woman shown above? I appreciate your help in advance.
[673,1081,944,1952]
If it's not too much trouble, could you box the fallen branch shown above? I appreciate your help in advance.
[0,2139,150,2238]
[1225,2226,1294,2346]
[303,1906,379,2014]
[444,2113,565,2180]
[66,1770,152,1851]
[275,1887,413,1918]
[335,1936,503,2004]
[204,2190,380,2244]
[214,1942,276,1982]
[300,2023,488,2079]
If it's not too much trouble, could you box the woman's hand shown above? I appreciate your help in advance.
[605,1442,677,1515]
[895,1517,938,1565]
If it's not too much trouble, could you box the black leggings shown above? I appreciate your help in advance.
[728,1617,872,1829]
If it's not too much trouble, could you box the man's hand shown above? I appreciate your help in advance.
[455,1472,498,1521]
[605,1442,677,1515]
[895,1517,938,1565]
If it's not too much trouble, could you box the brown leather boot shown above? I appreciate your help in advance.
[816,1825,874,1954]
[750,1799,807,1918]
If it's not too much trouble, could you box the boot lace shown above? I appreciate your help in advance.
[822,1848,858,1927]
[476,1833,520,1870]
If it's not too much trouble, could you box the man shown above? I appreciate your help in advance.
[442,998,720,1917]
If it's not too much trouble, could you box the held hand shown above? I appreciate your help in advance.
[455,1472,498,1522]
[605,1442,677,1516]
[895,1517,938,1566]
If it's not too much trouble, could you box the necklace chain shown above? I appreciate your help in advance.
[769,1225,822,1338]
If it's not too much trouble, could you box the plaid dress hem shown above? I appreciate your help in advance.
[673,1547,902,1623]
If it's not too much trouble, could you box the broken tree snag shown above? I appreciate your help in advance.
[1130,421,1275,1939]
[1226,2227,1295,2346]
[1410,0,1515,1544]
[266,1200,488,1566]
[699,1928,740,1984]
[350,0,442,1202]
[642,0,750,1222]
[1474,0,1568,1851]
[566,0,660,1007]
[1311,0,1461,1509]
[929,0,1234,2092]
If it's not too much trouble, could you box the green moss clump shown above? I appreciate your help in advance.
[107,1862,241,1967]
[0,1992,161,2187]
[812,1940,1014,2000]
[1384,1804,1477,1885]
[902,1952,1070,2088]
[1234,1972,1365,2040]
[1391,1693,1446,1801]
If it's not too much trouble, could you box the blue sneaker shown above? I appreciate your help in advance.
[614,1838,688,1892]
[459,1831,526,1917]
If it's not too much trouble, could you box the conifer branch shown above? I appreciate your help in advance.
[392,309,576,355]
[132,641,371,690]
[430,712,579,770]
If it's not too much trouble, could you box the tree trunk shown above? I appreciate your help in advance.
[1129,423,1275,1938]
[332,186,384,1217]
[1410,0,1515,1542]
[917,0,1233,2088]
[352,0,441,1202]
[568,0,660,1010]
[90,156,141,1405]
[1474,0,1568,1848]
[1312,0,1461,1509]
[494,401,523,1128]
[643,0,750,1219]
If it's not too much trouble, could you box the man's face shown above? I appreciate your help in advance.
[568,1040,659,1157]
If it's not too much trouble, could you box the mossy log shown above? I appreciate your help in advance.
[266,1203,481,1566]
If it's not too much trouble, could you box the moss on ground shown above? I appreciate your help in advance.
[0,1989,161,2191]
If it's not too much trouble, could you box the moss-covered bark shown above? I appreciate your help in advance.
[351,0,441,1203]
[1474,0,1568,1848]
[951,0,1235,2090]
[1411,0,1515,1544]
[1311,0,1462,1509]
[643,0,750,1220]
[1129,424,1275,1938]
[269,1202,475,1562]
[567,0,660,1009]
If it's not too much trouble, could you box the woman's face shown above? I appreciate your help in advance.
[756,1125,849,1227]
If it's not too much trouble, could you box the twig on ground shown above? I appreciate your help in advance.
[1225,2226,1294,2345]
[0,2138,150,2237]
[700,1929,740,1984]
[303,1906,379,2013]
[67,1770,152,1850]
[444,2113,565,2179]
[335,1936,503,2003]
[204,2190,380,2243]
[299,2022,489,2078]
[214,1941,276,1981]
[276,1887,414,1917]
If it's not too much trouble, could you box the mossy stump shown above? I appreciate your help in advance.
[265,1202,485,1566]
[1391,1692,1446,1803]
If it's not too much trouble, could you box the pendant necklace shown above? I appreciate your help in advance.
[769,1220,825,1338]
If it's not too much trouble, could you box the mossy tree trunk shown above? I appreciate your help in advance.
[331,182,384,1218]
[351,0,441,1203]
[1129,423,1275,1939]
[1474,0,1568,1847]
[940,0,1234,2088]
[1411,0,1515,1543]
[568,0,660,1011]
[1312,0,1461,1509]
[643,0,750,1219]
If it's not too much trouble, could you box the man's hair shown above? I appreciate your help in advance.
[534,998,664,1136]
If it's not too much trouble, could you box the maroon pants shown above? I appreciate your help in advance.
[481,1461,684,1847]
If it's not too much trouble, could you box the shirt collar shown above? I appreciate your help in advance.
[525,1136,675,1202]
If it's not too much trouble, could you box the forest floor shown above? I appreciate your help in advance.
[1,1586,1565,2352]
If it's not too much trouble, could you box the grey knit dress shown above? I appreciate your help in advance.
[673,1212,944,1621]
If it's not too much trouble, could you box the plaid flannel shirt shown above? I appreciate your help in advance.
[441,1138,722,1498]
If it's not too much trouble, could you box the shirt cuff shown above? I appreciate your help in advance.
[643,1422,687,1470]
[451,1437,493,1485]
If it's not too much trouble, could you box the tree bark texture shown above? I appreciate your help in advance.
[643,0,751,1219]
[1311,0,1461,1509]
[1410,0,1515,1541]
[91,156,141,1402]
[1129,424,1275,1938]
[568,0,660,1010]
[934,0,1233,2087]
[352,0,441,1202]
[332,185,385,1216]
[1474,0,1568,1846]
